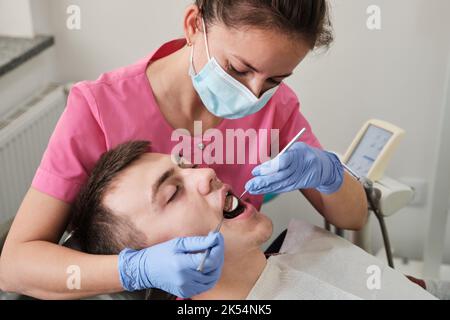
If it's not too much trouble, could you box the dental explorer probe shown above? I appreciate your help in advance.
[238,127,307,201]
[197,216,225,273]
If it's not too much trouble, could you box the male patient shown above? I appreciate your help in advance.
[68,141,435,300]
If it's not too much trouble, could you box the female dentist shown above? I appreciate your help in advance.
[0,0,367,299]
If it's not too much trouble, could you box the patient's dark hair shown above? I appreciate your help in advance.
[195,0,333,49]
[69,141,151,255]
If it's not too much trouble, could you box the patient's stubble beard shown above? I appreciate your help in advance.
[192,214,272,300]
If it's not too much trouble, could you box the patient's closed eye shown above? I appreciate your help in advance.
[176,155,199,169]
[179,162,199,169]
[162,165,200,205]
[161,164,202,205]
[167,184,182,203]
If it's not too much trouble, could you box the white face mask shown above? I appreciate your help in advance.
[189,18,279,120]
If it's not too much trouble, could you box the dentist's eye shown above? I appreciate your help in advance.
[268,78,282,86]
[229,64,249,76]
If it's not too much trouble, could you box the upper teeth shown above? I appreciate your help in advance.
[224,193,239,212]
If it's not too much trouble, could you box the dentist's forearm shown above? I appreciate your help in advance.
[301,172,368,230]
[0,241,122,300]
[321,172,368,230]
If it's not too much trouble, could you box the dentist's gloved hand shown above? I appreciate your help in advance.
[246,142,344,195]
[118,232,224,298]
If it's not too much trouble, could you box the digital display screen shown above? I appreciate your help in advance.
[347,125,393,178]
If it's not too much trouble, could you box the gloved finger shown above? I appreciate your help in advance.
[252,177,301,195]
[253,169,306,194]
[200,265,223,284]
[174,232,221,253]
[187,282,218,297]
[246,158,298,194]
[252,150,296,177]
[165,269,215,298]
[247,181,293,195]
[201,278,221,288]
[198,243,225,274]
[192,278,220,293]
[248,162,297,190]
[178,249,223,275]
[183,267,221,285]
[191,268,222,289]
[193,271,221,285]
[180,236,224,272]
[252,142,308,177]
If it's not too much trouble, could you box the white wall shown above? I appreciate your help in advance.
[0,0,35,37]
[46,0,190,82]
[29,0,52,35]
[37,0,450,262]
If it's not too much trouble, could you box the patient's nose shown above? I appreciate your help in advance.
[194,168,220,195]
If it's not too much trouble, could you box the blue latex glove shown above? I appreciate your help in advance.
[246,142,344,195]
[118,232,224,298]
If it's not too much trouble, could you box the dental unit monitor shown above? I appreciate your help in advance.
[343,119,405,182]
[347,126,393,178]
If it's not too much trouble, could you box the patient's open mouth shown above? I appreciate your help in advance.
[223,191,246,219]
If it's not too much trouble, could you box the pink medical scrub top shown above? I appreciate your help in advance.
[32,39,322,210]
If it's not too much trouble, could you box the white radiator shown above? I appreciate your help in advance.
[0,84,68,223]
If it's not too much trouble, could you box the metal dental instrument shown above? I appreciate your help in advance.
[238,127,307,200]
[197,216,224,273]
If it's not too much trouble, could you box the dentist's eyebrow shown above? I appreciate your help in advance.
[232,54,293,78]
[152,168,175,203]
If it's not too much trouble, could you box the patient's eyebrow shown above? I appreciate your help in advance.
[152,168,175,203]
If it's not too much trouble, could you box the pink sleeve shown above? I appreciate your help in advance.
[280,107,323,150]
[276,90,322,151]
[32,83,107,203]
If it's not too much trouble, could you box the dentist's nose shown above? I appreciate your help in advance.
[247,78,265,98]
[195,168,220,195]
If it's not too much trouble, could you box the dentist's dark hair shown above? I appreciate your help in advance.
[68,141,151,255]
[195,0,333,49]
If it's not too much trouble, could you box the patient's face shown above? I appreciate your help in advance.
[103,153,273,252]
